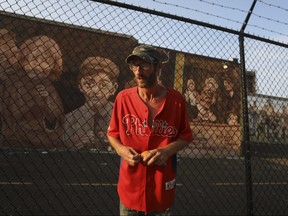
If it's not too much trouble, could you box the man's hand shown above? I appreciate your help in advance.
[142,147,168,167]
[118,145,141,167]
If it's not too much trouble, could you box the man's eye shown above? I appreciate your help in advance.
[141,63,150,69]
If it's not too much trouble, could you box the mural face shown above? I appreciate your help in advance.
[18,35,63,81]
[80,72,117,111]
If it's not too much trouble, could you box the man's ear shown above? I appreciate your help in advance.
[157,62,163,69]
[156,62,163,77]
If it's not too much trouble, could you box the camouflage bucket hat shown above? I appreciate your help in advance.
[125,45,161,64]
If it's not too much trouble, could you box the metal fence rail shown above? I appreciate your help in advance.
[0,0,287,215]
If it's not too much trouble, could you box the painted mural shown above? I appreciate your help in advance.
[248,95,288,143]
[0,29,123,151]
[0,10,141,151]
[180,55,242,157]
[1,34,65,148]
[0,13,244,157]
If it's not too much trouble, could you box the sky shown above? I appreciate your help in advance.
[1,0,287,43]
[112,0,288,44]
[0,0,287,97]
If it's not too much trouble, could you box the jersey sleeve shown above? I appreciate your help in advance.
[107,92,122,139]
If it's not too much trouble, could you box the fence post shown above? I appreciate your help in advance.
[239,34,253,216]
[239,0,258,215]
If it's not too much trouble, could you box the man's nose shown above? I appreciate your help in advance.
[133,66,143,75]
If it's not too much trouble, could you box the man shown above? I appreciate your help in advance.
[107,45,193,215]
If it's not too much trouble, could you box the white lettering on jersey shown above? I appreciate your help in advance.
[122,114,178,137]
[165,178,176,190]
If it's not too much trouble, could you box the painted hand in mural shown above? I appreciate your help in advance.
[34,84,49,105]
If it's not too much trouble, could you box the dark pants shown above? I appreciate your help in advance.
[120,202,172,216]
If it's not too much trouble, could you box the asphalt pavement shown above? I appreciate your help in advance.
[0,149,288,215]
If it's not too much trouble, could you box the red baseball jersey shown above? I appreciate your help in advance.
[107,87,193,213]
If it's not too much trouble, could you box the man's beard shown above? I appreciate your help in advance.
[135,70,157,88]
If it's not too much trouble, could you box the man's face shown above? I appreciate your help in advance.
[129,58,157,88]
[80,71,117,109]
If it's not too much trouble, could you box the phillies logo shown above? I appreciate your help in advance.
[122,114,177,137]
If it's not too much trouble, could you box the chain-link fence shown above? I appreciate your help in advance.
[0,0,287,215]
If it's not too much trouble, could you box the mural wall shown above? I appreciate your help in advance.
[0,12,243,156]
[0,12,137,150]
[248,95,288,144]
[180,55,242,157]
